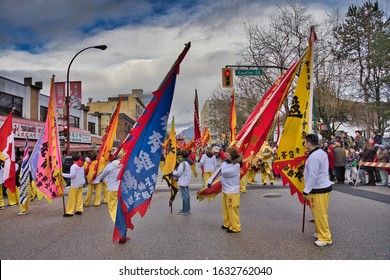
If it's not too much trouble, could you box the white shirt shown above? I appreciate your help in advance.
[199,153,216,172]
[208,161,241,194]
[172,160,191,186]
[303,148,332,194]
[63,163,85,188]
[99,160,122,191]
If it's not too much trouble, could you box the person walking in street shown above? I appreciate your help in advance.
[62,155,85,217]
[303,134,333,247]
[172,150,192,215]
[208,147,243,233]
[99,155,123,223]
[84,154,103,207]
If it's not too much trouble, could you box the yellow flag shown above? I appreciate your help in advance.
[273,30,315,203]
[163,117,177,176]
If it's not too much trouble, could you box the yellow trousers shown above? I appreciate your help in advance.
[107,190,118,223]
[7,187,20,206]
[203,171,214,187]
[30,184,37,201]
[247,169,257,183]
[308,192,332,243]
[0,185,4,207]
[65,187,84,214]
[102,182,108,203]
[222,192,241,232]
[83,183,102,206]
[191,165,198,177]
[261,168,274,184]
[240,175,247,193]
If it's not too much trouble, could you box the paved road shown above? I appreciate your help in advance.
[0,166,389,260]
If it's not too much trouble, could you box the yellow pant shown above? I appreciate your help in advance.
[261,168,274,184]
[0,185,4,207]
[107,190,118,223]
[191,165,198,177]
[65,187,84,214]
[308,192,332,243]
[7,187,20,206]
[240,175,247,193]
[247,169,257,183]
[203,171,214,187]
[84,183,102,206]
[222,192,241,232]
[102,182,108,203]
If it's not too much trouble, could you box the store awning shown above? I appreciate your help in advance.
[61,143,96,153]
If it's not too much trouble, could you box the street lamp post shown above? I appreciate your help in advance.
[65,45,107,155]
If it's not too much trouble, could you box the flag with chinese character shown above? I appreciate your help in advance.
[230,90,237,142]
[194,89,202,158]
[87,98,122,183]
[273,29,316,204]
[0,111,16,193]
[34,76,64,200]
[113,42,191,242]
[197,53,305,201]
[162,117,179,208]
[19,139,30,205]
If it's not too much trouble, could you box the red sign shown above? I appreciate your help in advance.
[69,81,82,109]
[55,82,66,108]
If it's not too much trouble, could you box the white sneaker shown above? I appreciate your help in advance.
[315,240,332,247]
[18,211,26,215]
[314,233,318,239]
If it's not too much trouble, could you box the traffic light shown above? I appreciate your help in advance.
[222,68,233,88]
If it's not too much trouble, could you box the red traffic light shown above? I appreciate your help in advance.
[225,69,231,77]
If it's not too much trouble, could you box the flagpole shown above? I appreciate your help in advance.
[302,200,306,233]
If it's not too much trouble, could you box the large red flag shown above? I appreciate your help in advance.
[197,53,306,201]
[0,111,16,193]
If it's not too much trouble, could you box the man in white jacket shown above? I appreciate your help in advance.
[172,151,192,215]
[199,147,216,187]
[62,155,86,217]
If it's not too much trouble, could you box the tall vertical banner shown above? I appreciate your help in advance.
[54,82,66,109]
[19,139,30,205]
[34,76,64,200]
[87,98,122,183]
[0,111,16,193]
[229,89,237,142]
[273,29,316,203]
[197,52,305,201]
[113,42,191,242]
[194,90,202,153]
[69,81,82,109]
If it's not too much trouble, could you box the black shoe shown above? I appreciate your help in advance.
[263,183,267,186]
[75,211,82,215]
[221,225,229,230]
[349,182,353,186]
[119,238,127,244]
[227,229,241,233]
[63,214,73,217]
[270,182,273,186]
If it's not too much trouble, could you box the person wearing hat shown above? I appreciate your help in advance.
[62,154,86,217]
[376,145,389,187]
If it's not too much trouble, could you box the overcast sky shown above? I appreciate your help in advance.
[0,0,389,132]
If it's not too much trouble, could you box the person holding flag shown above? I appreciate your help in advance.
[84,154,103,207]
[208,147,243,233]
[199,146,216,187]
[303,134,333,247]
[18,139,32,215]
[172,150,192,215]
[62,154,86,217]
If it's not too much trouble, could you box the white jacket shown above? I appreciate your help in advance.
[63,163,85,188]
[99,160,122,191]
[208,161,241,194]
[199,153,216,172]
[172,160,191,186]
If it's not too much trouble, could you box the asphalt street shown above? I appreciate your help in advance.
[0,165,389,260]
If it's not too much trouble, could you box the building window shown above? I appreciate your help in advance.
[70,116,80,128]
[0,92,23,117]
[40,106,48,122]
[88,122,96,134]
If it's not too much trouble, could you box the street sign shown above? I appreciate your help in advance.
[235,69,263,76]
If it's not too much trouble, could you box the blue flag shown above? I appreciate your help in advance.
[113,42,191,243]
